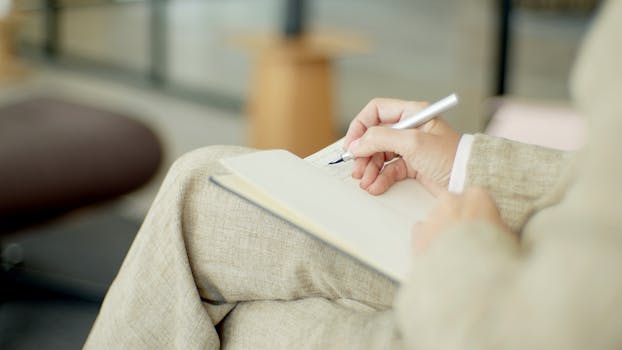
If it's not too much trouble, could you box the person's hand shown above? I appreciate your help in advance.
[412,187,514,254]
[344,98,461,197]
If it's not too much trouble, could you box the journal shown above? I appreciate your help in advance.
[210,140,435,282]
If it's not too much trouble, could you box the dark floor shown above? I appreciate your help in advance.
[0,206,140,350]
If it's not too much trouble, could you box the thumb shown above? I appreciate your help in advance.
[349,127,417,157]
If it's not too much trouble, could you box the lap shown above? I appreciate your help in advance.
[157,145,397,307]
[87,145,398,349]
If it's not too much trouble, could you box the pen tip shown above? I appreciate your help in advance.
[328,158,344,165]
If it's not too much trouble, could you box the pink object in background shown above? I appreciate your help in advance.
[486,99,586,151]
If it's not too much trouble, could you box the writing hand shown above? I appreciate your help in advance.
[344,98,461,196]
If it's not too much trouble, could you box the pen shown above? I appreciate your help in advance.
[328,93,460,165]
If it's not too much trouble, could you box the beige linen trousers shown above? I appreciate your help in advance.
[86,1,622,349]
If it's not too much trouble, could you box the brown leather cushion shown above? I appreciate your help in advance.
[0,98,162,232]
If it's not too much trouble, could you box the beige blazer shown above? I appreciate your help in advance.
[396,1,622,349]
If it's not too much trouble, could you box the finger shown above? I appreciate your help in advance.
[344,99,427,149]
[360,153,385,189]
[367,159,409,195]
[352,156,369,179]
[353,151,398,180]
[352,127,418,158]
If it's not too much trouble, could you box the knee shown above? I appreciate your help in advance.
[161,145,254,190]
[170,145,253,172]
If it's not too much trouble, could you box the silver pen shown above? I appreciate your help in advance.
[328,93,460,165]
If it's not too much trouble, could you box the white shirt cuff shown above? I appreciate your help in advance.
[448,134,474,194]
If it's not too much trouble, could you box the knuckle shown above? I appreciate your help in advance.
[368,97,382,108]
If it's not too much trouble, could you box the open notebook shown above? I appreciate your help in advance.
[210,140,435,282]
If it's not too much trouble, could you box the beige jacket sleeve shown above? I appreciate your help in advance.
[394,134,622,350]
[396,208,622,350]
[395,2,622,349]
[465,134,574,232]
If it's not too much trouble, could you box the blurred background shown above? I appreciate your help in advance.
[0,0,596,348]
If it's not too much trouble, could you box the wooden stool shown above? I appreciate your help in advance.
[0,7,27,83]
[237,33,366,157]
